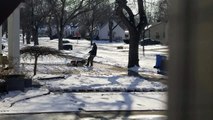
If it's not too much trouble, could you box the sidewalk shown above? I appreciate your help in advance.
[0,89,167,114]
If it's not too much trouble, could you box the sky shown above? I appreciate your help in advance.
[109,0,160,19]
[0,37,168,114]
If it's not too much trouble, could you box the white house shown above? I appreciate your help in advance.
[64,25,81,38]
[144,22,168,44]
[39,24,81,39]
[98,21,127,41]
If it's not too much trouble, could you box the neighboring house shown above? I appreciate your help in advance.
[98,20,127,41]
[38,24,81,39]
[144,22,168,44]
[64,25,81,38]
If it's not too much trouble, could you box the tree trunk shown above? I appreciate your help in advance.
[109,20,113,43]
[48,24,53,40]
[32,26,39,45]
[90,22,94,45]
[58,0,65,50]
[58,36,63,50]
[48,16,53,40]
[58,28,64,50]
[26,30,31,44]
[34,55,38,76]
[128,31,140,68]
[22,29,25,44]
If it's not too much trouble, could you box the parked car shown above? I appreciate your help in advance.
[62,40,72,50]
[123,30,130,44]
[123,39,129,44]
[62,40,70,43]
[2,44,5,50]
[140,38,161,46]
[49,34,58,40]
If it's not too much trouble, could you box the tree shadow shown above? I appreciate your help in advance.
[62,72,165,119]
[10,61,166,119]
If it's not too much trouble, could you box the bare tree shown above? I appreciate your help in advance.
[20,4,31,44]
[78,0,111,44]
[31,0,52,45]
[21,0,52,45]
[48,0,92,50]
[115,0,148,68]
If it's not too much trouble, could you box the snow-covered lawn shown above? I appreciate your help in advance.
[19,38,168,73]
[0,37,168,114]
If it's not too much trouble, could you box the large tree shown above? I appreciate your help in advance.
[21,0,52,45]
[115,0,147,68]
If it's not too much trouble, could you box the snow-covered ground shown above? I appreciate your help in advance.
[18,38,168,73]
[0,89,167,114]
[0,37,168,114]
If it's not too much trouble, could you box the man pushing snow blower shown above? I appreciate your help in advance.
[85,43,97,67]
[66,43,97,67]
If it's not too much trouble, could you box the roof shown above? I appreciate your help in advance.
[145,22,166,31]
[99,20,127,31]
[0,0,23,24]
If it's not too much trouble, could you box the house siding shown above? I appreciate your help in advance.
[98,21,126,41]
[145,22,168,44]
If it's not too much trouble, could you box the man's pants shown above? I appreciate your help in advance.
[86,55,95,66]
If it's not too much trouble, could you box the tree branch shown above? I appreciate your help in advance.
[115,0,136,32]
[63,0,86,25]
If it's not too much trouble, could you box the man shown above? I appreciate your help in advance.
[86,43,97,67]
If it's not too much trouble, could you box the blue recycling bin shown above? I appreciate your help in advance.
[154,55,166,68]
[154,54,167,75]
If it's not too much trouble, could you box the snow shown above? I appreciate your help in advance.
[0,37,168,114]
[0,91,167,114]
[38,74,167,92]
[0,88,49,108]
[29,38,168,71]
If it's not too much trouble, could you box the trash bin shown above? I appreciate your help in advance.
[154,54,167,75]
[154,55,166,68]
[0,79,7,93]
[4,75,25,91]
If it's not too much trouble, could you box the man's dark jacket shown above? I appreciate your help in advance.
[89,44,97,56]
